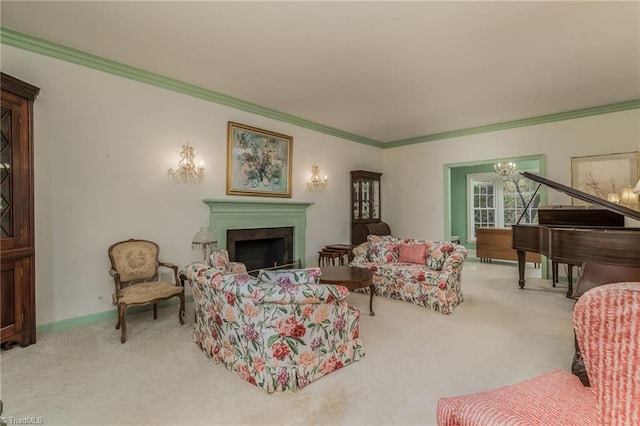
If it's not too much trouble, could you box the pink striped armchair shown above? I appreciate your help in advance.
[437,281,640,426]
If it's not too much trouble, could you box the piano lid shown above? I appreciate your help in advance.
[520,171,640,222]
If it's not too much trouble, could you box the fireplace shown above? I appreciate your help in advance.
[227,227,294,272]
[203,199,313,268]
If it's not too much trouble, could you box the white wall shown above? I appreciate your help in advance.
[382,109,640,239]
[2,46,382,325]
[4,45,638,325]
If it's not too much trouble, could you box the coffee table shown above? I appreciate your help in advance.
[319,266,375,316]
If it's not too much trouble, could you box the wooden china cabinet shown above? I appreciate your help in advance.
[351,170,390,245]
[1,73,39,347]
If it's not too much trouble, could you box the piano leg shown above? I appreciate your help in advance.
[566,264,576,298]
[516,250,526,288]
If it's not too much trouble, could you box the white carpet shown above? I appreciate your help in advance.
[0,261,575,425]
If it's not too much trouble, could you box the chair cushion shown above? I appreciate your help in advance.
[114,282,183,305]
[110,241,158,282]
[437,370,597,426]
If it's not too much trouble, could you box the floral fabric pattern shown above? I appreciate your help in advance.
[209,250,230,271]
[180,263,365,393]
[257,268,321,285]
[350,239,467,314]
[367,235,400,263]
[209,250,247,274]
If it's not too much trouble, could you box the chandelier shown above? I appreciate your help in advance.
[168,143,205,184]
[494,162,516,177]
[307,163,328,191]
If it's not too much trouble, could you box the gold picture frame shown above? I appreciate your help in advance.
[226,122,293,198]
[571,151,639,209]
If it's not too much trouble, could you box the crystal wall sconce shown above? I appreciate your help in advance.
[307,163,328,191]
[168,143,204,184]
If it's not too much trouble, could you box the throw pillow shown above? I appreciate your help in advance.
[367,234,399,263]
[257,268,321,285]
[398,244,427,264]
[426,242,455,271]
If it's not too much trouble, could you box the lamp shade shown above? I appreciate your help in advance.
[634,179,640,194]
[192,226,216,244]
[620,186,638,207]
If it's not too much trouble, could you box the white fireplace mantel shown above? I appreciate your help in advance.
[202,199,314,266]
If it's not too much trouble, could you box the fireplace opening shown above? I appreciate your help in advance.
[227,227,294,274]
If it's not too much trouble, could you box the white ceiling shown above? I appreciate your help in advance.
[2,1,639,143]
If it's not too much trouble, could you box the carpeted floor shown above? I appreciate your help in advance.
[0,261,576,425]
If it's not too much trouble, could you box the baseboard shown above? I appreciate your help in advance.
[36,295,194,333]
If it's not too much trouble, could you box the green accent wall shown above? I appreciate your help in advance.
[447,156,545,248]
[203,199,313,266]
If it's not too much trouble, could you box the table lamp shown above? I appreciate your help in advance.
[192,226,217,261]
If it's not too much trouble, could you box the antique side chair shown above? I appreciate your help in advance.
[108,239,185,343]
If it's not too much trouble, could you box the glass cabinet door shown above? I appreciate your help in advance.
[372,180,380,220]
[352,181,359,219]
[350,170,382,224]
[361,181,370,219]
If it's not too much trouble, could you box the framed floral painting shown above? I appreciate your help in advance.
[226,122,293,197]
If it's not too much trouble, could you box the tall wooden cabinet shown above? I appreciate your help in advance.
[1,73,39,347]
[351,170,390,245]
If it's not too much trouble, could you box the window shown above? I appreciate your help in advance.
[467,173,539,241]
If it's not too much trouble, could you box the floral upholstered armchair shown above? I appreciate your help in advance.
[180,264,365,393]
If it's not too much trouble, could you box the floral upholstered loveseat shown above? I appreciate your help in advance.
[180,261,365,393]
[350,235,468,314]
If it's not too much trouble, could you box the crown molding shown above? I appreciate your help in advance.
[386,100,640,148]
[2,26,638,150]
[0,26,383,148]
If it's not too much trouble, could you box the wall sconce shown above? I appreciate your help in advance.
[620,185,639,209]
[606,193,620,204]
[494,162,516,177]
[634,179,640,194]
[192,226,217,262]
[307,163,328,191]
[168,143,205,184]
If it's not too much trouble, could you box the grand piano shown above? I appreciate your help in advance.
[512,171,640,297]
[512,171,640,386]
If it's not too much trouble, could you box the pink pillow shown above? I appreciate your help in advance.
[398,244,427,264]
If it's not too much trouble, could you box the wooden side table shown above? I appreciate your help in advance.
[318,250,343,266]
[324,244,356,261]
[319,266,375,316]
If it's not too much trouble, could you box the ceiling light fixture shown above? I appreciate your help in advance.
[494,162,516,177]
